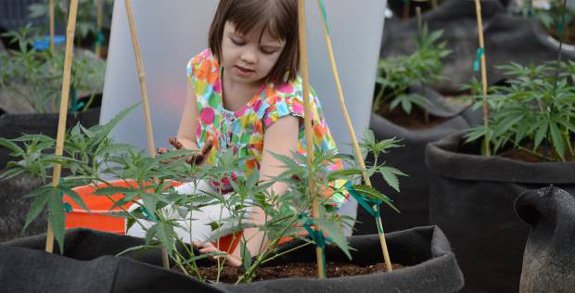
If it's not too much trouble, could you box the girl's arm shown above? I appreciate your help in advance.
[231,115,300,260]
[176,82,201,150]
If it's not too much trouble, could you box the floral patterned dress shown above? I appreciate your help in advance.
[187,49,347,206]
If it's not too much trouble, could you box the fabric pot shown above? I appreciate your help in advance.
[515,186,575,293]
[425,133,575,292]
[0,173,47,242]
[0,107,100,169]
[355,86,480,235]
[0,0,44,32]
[381,0,575,94]
[2,226,464,293]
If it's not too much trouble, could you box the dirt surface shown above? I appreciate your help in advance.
[184,261,403,283]
[497,142,573,163]
[377,105,448,130]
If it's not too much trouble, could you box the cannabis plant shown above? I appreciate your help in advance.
[0,25,106,113]
[0,103,404,283]
[373,25,451,114]
[465,61,575,161]
[28,0,114,42]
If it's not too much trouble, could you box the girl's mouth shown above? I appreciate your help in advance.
[234,65,255,77]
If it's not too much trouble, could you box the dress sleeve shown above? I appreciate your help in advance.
[186,49,210,85]
[262,94,306,129]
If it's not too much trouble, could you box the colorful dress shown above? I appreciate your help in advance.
[187,49,347,206]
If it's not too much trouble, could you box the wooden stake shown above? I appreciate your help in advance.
[315,0,392,272]
[49,0,55,51]
[124,0,169,269]
[124,0,156,158]
[474,0,491,156]
[45,0,79,253]
[95,0,104,57]
[298,0,325,279]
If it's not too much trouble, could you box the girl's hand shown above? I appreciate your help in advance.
[193,241,242,268]
[156,137,213,166]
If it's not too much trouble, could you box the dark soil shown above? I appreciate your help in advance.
[185,261,403,283]
[547,26,575,46]
[378,105,448,129]
[497,141,574,163]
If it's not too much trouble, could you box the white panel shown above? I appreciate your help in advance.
[101,0,387,234]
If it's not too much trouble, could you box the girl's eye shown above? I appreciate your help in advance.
[260,48,277,55]
[231,38,245,46]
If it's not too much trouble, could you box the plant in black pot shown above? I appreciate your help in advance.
[355,25,476,235]
[426,60,575,292]
[0,25,105,240]
[0,109,463,292]
[0,25,105,168]
[511,0,575,45]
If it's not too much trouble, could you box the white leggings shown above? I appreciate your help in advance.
[126,180,234,244]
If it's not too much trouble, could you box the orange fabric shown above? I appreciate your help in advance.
[64,180,299,255]
[64,180,182,235]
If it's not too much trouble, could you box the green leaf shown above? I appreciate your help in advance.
[47,188,66,254]
[351,184,400,213]
[240,241,253,272]
[327,168,364,182]
[317,218,351,260]
[151,221,176,254]
[0,138,22,154]
[60,187,89,212]
[533,119,549,151]
[378,166,407,192]
[23,192,50,232]
[549,120,565,161]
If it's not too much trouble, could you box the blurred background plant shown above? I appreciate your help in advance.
[511,0,575,44]
[0,25,106,114]
[465,61,575,161]
[28,0,114,45]
[373,25,451,115]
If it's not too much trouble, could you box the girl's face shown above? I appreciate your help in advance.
[221,22,286,88]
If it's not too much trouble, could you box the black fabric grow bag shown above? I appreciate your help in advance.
[425,133,575,293]
[2,226,464,293]
[0,173,48,242]
[355,86,480,235]
[0,107,100,169]
[515,186,575,293]
[381,0,575,94]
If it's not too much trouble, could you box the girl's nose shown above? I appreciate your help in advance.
[240,49,257,64]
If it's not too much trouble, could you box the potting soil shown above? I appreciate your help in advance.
[187,261,402,283]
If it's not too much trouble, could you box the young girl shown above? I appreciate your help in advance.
[131,0,347,267]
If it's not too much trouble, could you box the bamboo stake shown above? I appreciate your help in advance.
[124,0,169,269]
[49,0,55,51]
[298,0,325,279]
[315,0,392,272]
[124,0,156,158]
[96,0,104,57]
[45,0,79,253]
[474,0,491,156]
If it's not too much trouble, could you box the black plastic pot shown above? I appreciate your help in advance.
[355,86,479,235]
[381,0,575,94]
[425,133,575,292]
[2,226,464,293]
[515,186,575,293]
[0,107,100,169]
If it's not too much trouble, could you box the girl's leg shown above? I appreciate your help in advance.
[126,180,234,244]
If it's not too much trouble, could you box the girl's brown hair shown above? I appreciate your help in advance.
[208,0,299,83]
